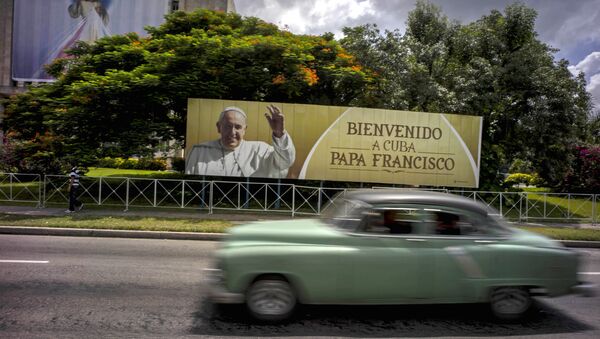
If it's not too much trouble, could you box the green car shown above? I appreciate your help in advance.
[204,190,594,321]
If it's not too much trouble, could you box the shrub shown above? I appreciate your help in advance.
[0,132,68,174]
[503,173,535,187]
[136,158,167,171]
[95,157,167,171]
[560,145,600,193]
[171,157,186,173]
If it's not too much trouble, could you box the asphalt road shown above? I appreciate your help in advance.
[0,235,599,339]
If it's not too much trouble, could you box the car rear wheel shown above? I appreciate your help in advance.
[246,277,296,321]
[490,286,532,320]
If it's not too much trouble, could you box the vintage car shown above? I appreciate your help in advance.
[204,190,594,321]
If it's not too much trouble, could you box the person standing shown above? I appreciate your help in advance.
[66,167,83,213]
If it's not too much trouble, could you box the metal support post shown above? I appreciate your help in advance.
[153,179,158,207]
[124,178,129,211]
[181,180,185,208]
[98,177,103,205]
[209,181,213,214]
[292,184,296,217]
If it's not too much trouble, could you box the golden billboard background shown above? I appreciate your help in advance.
[186,98,482,187]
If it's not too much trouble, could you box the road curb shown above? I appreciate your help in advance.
[1,226,599,248]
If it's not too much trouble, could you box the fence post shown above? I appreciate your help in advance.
[594,194,597,226]
[243,177,249,209]
[317,182,323,215]
[237,182,241,210]
[125,178,129,212]
[544,193,547,219]
[520,192,524,223]
[42,175,47,208]
[499,192,503,217]
[292,184,296,218]
[567,193,571,220]
[263,183,267,211]
[37,174,42,208]
[98,177,102,205]
[209,180,213,214]
[181,180,185,208]
[9,173,13,201]
[275,180,281,209]
[153,179,158,207]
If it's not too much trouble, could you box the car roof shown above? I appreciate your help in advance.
[342,189,492,216]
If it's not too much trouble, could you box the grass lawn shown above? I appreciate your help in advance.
[0,213,232,233]
[524,192,595,220]
[1,212,599,240]
[517,226,600,241]
[85,167,178,178]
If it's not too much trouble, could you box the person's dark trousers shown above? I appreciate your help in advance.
[69,185,81,211]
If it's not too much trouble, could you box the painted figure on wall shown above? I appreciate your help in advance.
[34,0,111,78]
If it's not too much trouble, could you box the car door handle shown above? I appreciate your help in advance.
[406,238,427,242]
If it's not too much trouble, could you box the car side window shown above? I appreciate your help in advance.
[423,209,482,236]
[362,208,419,235]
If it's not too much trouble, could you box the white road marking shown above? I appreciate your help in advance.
[0,260,49,264]
[579,272,600,275]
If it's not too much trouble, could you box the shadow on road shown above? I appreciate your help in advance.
[189,298,593,337]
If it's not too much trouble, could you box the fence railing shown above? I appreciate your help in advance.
[0,173,42,207]
[0,173,597,224]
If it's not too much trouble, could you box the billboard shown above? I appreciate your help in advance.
[186,98,483,188]
[12,0,169,81]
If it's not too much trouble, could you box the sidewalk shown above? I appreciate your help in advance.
[0,204,598,248]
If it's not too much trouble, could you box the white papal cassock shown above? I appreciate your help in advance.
[185,133,295,178]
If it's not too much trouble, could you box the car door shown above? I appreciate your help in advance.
[415,207,505,302]
[345,207,425,303]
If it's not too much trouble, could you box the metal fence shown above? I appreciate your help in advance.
[0,173,597,224]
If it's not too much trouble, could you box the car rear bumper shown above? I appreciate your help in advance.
[572,281,596,297]
[203,268,244,304]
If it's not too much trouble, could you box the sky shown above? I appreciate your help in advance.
[234,0,600,114]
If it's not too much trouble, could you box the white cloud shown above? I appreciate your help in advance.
[311,0,376,31]
[587,73,600,112]
[548,0,600,52]
[568,51,600,112]
[570,52,600,77]
[237,0,380,36]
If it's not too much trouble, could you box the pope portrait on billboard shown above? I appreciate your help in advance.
[185,105,296,178]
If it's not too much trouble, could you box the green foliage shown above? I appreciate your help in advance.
[3,4,596,192]
[95,157,167,171]
[3,9,373,166]
[0,131,69,174]
[508,158,534,174]
[560,145,600,193]
[341,1,593,189]
[503,173,539,187]
[0,213,231,233]
[171,157,186,173]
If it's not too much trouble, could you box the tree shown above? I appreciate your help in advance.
[561,145,600,193]
[3,9,373,171]
[341,1,593,189]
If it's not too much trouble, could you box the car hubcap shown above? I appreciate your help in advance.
[491,287,531,315]
[247,280,295,316]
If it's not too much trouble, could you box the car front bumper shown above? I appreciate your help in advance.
[572,281,596,297]
[203,268,244,304]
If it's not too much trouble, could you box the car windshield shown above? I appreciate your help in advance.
[321,194,371,231]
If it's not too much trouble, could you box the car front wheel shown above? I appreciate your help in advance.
[246,277,296,322]
[490,286,532,320]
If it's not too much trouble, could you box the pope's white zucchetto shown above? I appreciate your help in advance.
[219,106,247,122]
